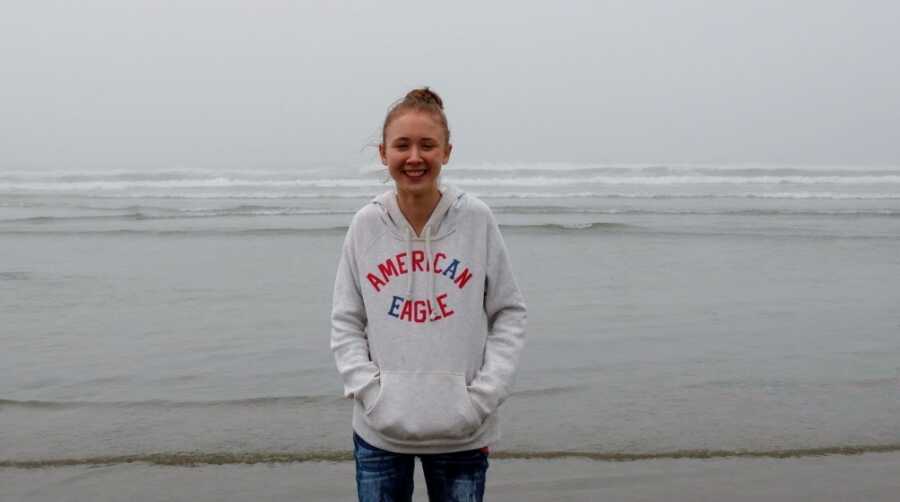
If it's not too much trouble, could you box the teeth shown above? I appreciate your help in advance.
[405,170,426,178]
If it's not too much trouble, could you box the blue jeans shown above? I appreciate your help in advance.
[353,432,489,502]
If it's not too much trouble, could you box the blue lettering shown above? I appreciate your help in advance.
[388,296,403,317]
[442,259,460,280]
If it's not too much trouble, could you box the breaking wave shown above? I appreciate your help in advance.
[3,207,898,226]
[4,175,900,193]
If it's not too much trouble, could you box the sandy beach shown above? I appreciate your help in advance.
[3,452,899,501]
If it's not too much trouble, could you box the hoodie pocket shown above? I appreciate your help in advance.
[364,371,482,442]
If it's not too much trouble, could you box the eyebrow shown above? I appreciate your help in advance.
[391,136,438,143]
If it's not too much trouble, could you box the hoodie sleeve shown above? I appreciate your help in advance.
[467,212,528,421]
[330,222,380,410]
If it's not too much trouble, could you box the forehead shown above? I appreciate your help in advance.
[384,111,445,141]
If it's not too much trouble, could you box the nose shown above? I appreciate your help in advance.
[407,147,423,164]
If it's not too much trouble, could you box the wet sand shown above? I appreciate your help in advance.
[3,452,899,501]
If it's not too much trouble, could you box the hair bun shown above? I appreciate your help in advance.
[382,86,450,143]
[404,87,444,110]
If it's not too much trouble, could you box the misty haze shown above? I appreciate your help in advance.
[2,1,899,501]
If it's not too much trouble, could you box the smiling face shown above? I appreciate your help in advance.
[379,110,452,198]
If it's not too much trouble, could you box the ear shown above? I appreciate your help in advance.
[443,143,453,164]
[378,143,387,166]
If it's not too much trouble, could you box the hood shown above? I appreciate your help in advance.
[372,185,465,241]
[370,185,467,305]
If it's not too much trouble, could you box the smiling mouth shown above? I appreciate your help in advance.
[403,169,427,178]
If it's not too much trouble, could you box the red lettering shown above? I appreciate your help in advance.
[427,300,443,321]
[367,273,386,292]
[426,299,442,321]
[413,300,427,323]
[412,250,426,272]
[437,293,454,318]
[454,268,473,289]
[433,252,446,273]
[395,253,408,274]
[400,299,413,321]
[388,296,454,324]
[378,260,399,284]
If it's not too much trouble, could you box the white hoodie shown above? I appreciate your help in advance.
[330,185,527,454]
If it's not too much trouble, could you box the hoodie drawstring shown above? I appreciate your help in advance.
[405,227,414,301]
[404,224,435,323]
[424,224,434,307]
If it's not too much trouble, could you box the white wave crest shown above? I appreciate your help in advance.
[3,175,900,194]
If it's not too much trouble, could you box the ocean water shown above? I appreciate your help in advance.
[2,163,899,468]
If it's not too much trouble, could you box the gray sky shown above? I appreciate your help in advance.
[2,0,898,170]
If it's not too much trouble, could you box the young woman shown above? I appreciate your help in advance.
[331,88,527,502]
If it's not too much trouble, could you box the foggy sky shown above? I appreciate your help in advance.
[2,0,898,170]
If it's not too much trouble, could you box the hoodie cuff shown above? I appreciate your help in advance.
[356,376,382,413]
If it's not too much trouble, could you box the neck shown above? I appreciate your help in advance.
[396,188,442,237]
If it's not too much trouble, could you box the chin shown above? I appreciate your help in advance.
[392,172,441,195]
[397,181,439,196]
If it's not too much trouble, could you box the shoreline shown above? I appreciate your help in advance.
[4,452,900,501]
[5,442,900,469]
